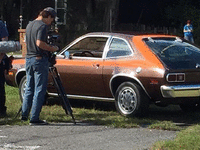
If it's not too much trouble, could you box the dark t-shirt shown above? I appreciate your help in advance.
[0,21,9,76]
[25,20,48,58]
[0,20,9,40]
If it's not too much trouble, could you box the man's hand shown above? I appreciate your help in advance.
[51,45,59,52]
[1,36,8,41]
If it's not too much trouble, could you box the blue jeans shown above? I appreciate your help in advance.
[184,35,194,43]
[22,56,49,121]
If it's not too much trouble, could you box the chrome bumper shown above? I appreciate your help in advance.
[160,85,200,98]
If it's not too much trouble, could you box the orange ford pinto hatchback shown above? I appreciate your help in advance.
[5,32,200,117]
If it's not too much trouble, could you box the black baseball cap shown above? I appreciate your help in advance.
[44,7,57,18]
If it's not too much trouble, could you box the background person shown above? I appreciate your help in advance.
[0,20,9,117]
[21,7,59,125]
[183,20,194,43]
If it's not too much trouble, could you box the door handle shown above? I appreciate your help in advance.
[93,63,100,69]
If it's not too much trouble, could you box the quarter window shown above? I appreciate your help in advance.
[106,38,132,57]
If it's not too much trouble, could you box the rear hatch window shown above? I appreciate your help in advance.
[144,37,200,70]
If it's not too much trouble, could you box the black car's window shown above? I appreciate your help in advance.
[68,37,108,58]
[144,37,200,69]
[106,38,132,58]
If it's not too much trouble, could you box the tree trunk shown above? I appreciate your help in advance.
[103,0,120,32]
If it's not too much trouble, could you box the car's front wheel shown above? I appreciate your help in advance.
[115,82,149,117]
[18,76,49,104]
[19,76,27,102]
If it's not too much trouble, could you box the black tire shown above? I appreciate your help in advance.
[19,76,27,102]
[115,82,149,117]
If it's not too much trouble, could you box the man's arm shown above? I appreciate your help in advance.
[36,40,59,52]
[1,36,8,41]
[183,25,193,33]
[183,26,188,33]
[0,20,9,62]
[0,36,8,62]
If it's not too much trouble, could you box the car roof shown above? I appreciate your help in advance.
[84,32,177,39]
[85,32,133,39]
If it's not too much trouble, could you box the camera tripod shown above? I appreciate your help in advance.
[15,66,76,125]
[49,66,76,124]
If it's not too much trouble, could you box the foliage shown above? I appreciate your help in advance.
[1,0,200,44]
[164,0,200,44]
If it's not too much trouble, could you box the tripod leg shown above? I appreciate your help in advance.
[49,67,76,124]
[54,75,76,124]
[14,106,22,120]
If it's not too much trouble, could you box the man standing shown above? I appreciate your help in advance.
[21,7,59,125]
[183,20,194,43]
[0,20,9,117]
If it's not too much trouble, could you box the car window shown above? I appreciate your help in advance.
[106,38,132,58]
[67,37,108,58]
[144,37,200,69]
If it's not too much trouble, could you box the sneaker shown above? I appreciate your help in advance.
[0,112,7,118]
[29,120,49,126]
[21,116,28,122]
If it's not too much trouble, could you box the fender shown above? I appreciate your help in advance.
[15,68,26,86]
[109,72,151,99]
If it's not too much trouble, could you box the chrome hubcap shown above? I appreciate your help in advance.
[118,87,137,114]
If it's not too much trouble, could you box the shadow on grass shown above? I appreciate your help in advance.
[62,98,200,126]
[148,104,200,125]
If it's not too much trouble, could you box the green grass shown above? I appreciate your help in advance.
[0,85,179,129]
[151,125,200,150]
[149,121,180,131]
[0,85,157,127]
[2,85,200,149]
[1,86,157,127]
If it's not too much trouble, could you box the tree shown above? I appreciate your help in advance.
[164,0,200,44]
[58,0,120,45]
[0,0,20,40]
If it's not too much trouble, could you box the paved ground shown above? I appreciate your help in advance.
[0,122,177,150]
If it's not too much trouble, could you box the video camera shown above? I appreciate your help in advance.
[47,32,61,66]
[47,34,61,45]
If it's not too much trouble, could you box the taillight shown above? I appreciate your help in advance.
[166,73,185,82]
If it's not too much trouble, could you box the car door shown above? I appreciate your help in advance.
[102,37,134,97]
[56,36,109,97]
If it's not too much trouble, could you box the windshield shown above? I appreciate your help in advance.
[144,37,200,70]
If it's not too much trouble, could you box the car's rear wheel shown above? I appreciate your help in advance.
[115,82,149,117]
[19,76,26,102]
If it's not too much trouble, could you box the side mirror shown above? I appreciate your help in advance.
[64,51,70,59]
